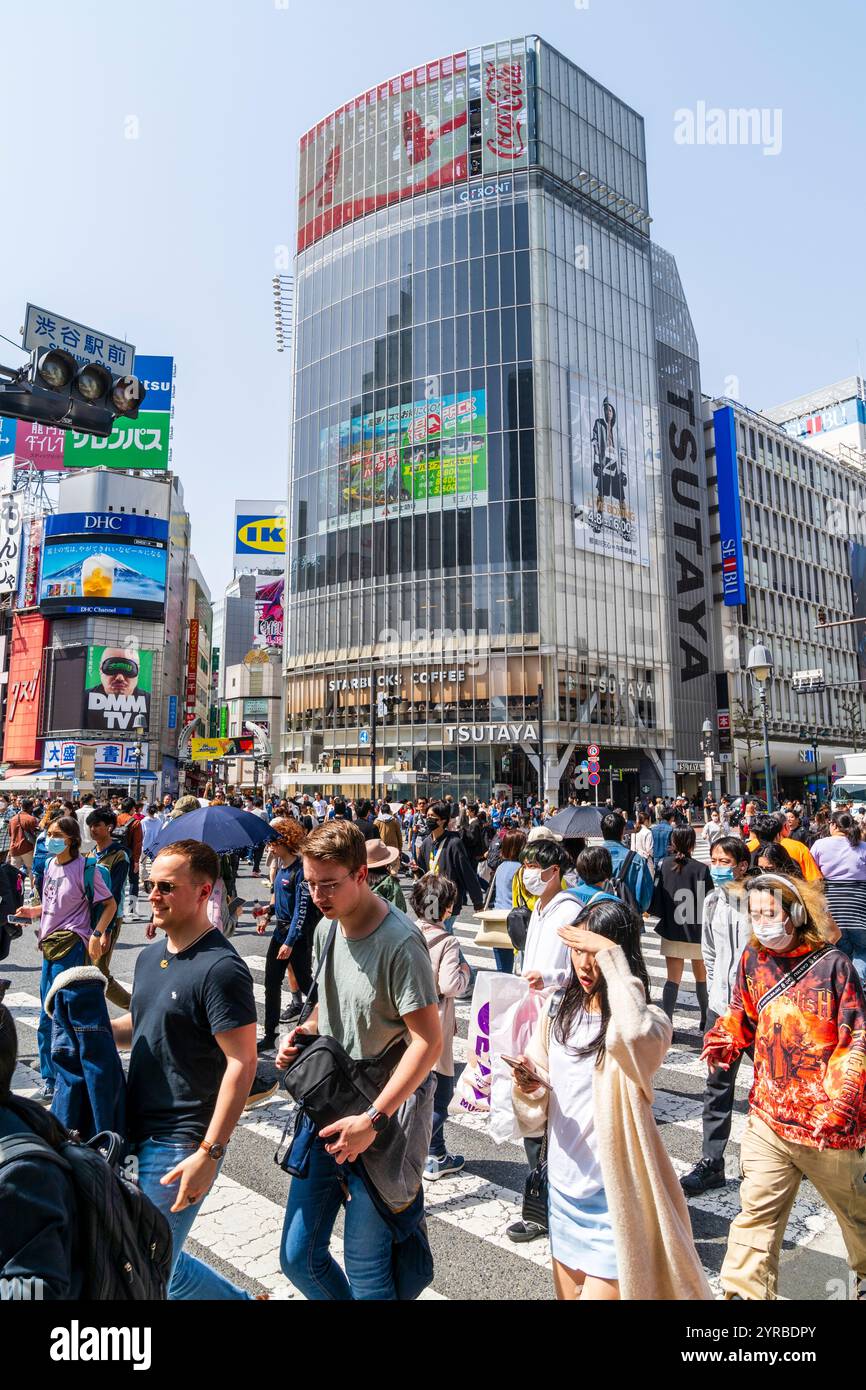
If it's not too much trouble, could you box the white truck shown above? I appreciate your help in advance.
[830,754,866,814]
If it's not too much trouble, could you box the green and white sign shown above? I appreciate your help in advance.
[64,410,171,471]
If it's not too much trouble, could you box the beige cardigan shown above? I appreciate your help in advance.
[513,945,712,1301]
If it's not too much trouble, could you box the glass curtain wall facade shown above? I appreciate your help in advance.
[285,36,679,803]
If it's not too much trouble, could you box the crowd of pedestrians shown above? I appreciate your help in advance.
[1,782,864,1304]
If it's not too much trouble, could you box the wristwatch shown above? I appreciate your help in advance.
[365,1106,389,1134]
[199,1140,227,1161]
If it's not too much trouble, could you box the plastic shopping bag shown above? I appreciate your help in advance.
[450,970,493,1115]
[489,976,550,1145]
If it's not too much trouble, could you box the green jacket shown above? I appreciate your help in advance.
[373,873,407,914]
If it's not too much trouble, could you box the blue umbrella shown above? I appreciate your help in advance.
[153,805,278,854]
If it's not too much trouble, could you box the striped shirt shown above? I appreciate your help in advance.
[823,882,866,933]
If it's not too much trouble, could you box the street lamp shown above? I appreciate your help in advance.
[747,644,775,811]
[132,713,146,803]
[701,718,714,806]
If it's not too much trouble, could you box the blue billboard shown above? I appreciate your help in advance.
[39,511,168,619]
[714,406,746,606]
[135,355,174,413]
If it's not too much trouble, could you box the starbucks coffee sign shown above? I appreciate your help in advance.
[445,722,538,745]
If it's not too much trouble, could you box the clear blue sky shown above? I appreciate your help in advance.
[1,0,863,598]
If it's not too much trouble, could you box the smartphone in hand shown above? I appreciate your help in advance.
[500,1054,551,1090]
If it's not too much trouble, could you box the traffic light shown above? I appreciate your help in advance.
[0,348,145,438]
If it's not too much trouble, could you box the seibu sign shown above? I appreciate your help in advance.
[3,612,48,762]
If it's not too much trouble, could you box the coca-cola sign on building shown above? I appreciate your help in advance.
[482,58,528,172]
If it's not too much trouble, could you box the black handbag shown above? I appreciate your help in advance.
[506,906,531,951]
[521,1130,549,1227]
[279,920,406,1133]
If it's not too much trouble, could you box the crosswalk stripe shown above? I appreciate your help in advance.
[4,991,43,1033]
[422,1170,551,1268]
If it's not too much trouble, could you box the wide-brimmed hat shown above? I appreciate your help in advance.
[366,839,400,869]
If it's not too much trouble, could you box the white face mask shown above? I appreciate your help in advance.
[752,919,794,952]
[523,866,554,897]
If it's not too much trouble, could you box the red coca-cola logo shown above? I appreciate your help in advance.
[484,61,526,161]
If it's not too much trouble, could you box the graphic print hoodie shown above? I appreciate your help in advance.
[705,943,866,1149]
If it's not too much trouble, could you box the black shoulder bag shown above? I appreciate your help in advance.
[278,920,406,1133]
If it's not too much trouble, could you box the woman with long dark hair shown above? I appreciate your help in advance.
[651,826,713,1030]
[510,897,711,1301]
[811,810,866,985]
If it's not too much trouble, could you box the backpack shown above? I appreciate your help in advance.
[83,856,113,932]
[0,1101,171,1300]
[605,849,640,915]
[111,819,135,853]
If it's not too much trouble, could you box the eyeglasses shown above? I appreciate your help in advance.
[145,880,177,897]
[306,873,355,896]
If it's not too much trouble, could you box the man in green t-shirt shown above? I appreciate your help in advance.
[276,820,441,1300]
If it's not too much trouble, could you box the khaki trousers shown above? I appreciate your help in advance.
[721,1114,866,1299]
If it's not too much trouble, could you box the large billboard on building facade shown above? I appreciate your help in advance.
[481,45,530,175]
[47,646,88,731]
[84,644,153,734]
[255,577,284,649]
[0,492,23,594]
[39,512,168,619]
[3,612,48,763]
[65,355,174,472]
[713,406,746,606]
[569,373,651,567]
[320,390,487,529]
[297,53,469,251]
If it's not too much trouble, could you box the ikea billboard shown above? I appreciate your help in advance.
[233,500,286,571]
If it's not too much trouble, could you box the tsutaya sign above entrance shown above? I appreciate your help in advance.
[445,722,538,744]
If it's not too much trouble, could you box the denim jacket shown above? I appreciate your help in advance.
[44,965,126,1141]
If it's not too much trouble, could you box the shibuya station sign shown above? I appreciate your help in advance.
[445,722,538,745]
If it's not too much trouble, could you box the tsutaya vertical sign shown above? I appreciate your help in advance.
[186,619,199,720]
[481,44,529,174]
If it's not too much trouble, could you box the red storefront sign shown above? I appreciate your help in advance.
[186,619,199,717]
[3,612,48,762]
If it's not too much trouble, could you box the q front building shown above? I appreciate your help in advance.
[281,36,719,806]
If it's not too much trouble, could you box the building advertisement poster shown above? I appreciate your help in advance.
[713,405,746,606]
[0,492,23,595]
[64,410,172,472]
[3,612,48,763]
[84,644,153,733]
[297,52,469,251]
[255,577,284,649]
[481,44,529,175]
[13,421,67,470]
[39,511,168,619]
[320,389,487,528]
[569,373,651,568]
[191,736,254,760]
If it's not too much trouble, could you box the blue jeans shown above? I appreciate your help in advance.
[38,938,86,1083]
[133,1138,252,1300]
[443,914,457,936]
[493,947,514,973]
[429,1071,455,1159]
[280,1139,396,1300]
[838,930,866,987]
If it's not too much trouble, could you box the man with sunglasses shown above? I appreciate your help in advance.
[111,838,258,1299]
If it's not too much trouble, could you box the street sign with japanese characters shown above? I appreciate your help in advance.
[23,305,135,374]
[0,491,23,594]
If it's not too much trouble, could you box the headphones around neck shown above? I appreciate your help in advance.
[749,872,807,928]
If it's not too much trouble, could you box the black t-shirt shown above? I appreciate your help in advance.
[126,929,257,1142]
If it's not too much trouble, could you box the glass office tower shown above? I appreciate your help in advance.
[284,35,692,806]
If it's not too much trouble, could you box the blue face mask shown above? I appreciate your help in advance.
[710,865,735,886]
[46,837,66,855]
